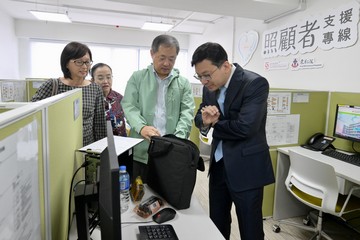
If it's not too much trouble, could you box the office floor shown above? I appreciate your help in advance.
[193,160,360,240]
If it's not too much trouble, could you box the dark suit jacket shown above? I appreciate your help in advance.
[195,63,275,192]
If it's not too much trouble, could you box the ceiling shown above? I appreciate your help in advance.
[0,0,304,34]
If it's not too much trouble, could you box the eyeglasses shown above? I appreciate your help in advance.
[95,75,113,82]
[72,60,93,67]
[194,67,218,81]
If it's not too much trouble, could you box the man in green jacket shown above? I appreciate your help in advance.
[121,34,195,182]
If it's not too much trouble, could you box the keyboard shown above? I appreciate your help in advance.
[139,224,179,240]
[322,149,360,167]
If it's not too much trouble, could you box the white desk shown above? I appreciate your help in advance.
[70,185,225,240]
[72,136,224,239]
[273,146,360,221]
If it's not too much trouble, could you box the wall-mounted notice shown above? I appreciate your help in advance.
[0,120,40,240]
[1,82,15,102]
[191,83,203,98]
[0,81,27,102]
[266,114,300,146]
[293,92,310,103]
[267,92,291,114]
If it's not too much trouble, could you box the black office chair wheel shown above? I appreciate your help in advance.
[272,224,281,233]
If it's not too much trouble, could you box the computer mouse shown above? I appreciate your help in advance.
[152,207,176,224]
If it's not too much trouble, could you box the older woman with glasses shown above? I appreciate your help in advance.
[31,41,106,146]
[91,63,127,137]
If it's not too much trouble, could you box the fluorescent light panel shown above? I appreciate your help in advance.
[29,10,71,23]
[141,22,173,31]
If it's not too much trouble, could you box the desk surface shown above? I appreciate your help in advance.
[69,185,225,240]
[278,146,360,185]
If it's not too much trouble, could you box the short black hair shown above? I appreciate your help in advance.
[191,42,228,67]
[60,42,92,79]
[151,34,180,55]
[90,63,112,79]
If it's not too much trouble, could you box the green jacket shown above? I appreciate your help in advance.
[121,65,195,164]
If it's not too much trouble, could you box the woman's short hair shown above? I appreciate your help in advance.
[60,42,92,79]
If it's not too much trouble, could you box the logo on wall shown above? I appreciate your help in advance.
[290,58,323,71]
[264,61,288,71]
[291,59,299,69]
[238,30,258,66]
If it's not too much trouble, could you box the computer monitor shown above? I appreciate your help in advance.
[99,121,121,239]
[333,104,360,143]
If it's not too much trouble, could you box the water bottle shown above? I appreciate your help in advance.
[119,165,130,213]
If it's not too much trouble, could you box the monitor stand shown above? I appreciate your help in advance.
[74,183,98,240]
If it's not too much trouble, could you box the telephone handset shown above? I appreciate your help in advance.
[301,133,335,151]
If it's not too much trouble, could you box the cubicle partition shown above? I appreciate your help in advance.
[26,78,48,102]
[0,79,27,102]
[189,96,202,147]
[0,89,83,240]
[0,103,43,239]
[266,89,329,216]
[40,89,83,239]
[0,77,49,102]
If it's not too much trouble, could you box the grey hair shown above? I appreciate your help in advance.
[151,34,180,54]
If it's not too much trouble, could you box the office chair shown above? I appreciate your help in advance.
[199,128,213,161]
[274,150,360,240]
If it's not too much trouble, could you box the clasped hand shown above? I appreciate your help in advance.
[201,105,220,126]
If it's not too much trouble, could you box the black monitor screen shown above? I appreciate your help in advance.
[333,104,360,143]
[99,121,121,239]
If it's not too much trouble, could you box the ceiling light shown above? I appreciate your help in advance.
[29,10,71,23]
[141,22,173,32]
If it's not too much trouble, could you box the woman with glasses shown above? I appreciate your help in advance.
[31,41,107,146]
[91,63,127,137]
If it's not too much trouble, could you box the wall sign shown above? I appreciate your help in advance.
[262,1,359,58]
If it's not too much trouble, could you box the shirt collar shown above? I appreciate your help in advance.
[223,63,235,89]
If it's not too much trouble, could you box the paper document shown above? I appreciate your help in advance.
[266,114,300,146]
[78,136,143,156]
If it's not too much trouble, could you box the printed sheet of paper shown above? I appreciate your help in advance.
[267,92,291,114]
[266,114,300,146]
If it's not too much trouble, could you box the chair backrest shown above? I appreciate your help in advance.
[285,150,339,213]
[199,128,213,145]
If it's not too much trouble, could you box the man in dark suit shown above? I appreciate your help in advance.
[191,42,275,240]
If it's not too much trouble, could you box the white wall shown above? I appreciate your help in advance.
[233,0,360,93]
[1,0,360,93]
[0,8,19,79]
[187,16,235,83]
